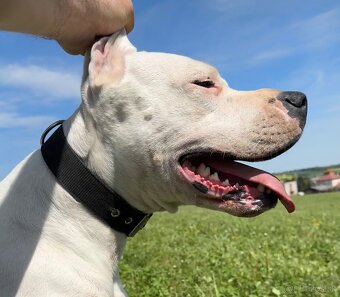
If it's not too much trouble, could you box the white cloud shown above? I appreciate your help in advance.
[0,91,27,110]
[0,112,55,128]
[250,9,340,64]
[0,64,81,100]
[291,9,340,49]
[205,0,257,14]
[252,48,293,64]
[197,5,340,67]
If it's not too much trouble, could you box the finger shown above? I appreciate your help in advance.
[58,39,89,56]
[108,0,134,33]
[124,1,134,33]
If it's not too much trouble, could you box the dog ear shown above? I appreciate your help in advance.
[88,29,136,88]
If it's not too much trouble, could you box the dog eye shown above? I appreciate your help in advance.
[193,80,215,88]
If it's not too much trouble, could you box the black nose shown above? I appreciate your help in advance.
[278,91,307,108]
[277,91,307,128]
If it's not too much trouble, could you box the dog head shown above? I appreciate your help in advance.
[81,30,307,217]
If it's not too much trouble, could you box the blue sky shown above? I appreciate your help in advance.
[0,0,339,178]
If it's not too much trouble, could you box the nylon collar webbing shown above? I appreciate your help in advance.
[40,123,152,237]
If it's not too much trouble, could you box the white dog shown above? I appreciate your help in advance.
[0,30,307,296]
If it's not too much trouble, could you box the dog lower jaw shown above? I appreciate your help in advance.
[193,193,276,217]
[181,176,277,218]
[178,169,277,217]
[177,155,293,216]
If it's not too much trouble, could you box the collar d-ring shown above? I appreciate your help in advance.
[40,120,65,145]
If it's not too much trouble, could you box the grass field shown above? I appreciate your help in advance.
[120,192,340,297]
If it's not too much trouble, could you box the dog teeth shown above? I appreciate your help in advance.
[257,184,265,193]
[252,200,264,207]
[222,179,230,186]
[234,183,240,187]
[240,192,248,198]
[184,161,196,172]
[197,163,210,177]
[197,163,205,175]
[210,172,220,182]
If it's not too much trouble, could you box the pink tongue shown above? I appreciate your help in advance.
[208,160,295,213]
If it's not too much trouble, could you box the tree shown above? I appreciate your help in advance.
[297,175,311,192]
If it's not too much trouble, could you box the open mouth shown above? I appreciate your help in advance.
[178,152,295,217]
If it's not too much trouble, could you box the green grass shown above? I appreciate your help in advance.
[120,192,340,297]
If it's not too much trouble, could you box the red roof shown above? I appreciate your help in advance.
[315,171,340,182]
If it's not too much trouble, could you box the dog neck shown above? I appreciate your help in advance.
[42,116,152,237]
[62,107,114,189]
[40,108,130,286]
[62,106,156,214]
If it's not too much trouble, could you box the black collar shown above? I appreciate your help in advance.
[40,121,152,237]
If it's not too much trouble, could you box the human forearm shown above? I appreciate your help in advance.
[0,0,134,55]
[0,0,60,38]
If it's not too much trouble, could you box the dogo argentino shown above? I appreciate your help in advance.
[0,30,307,296]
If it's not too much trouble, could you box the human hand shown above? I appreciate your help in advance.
[0,0,134,55]
[55,0,134,55]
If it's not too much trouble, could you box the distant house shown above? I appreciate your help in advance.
[311,170,340,192]
[283,180,298,195]
[276,174,299,195]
